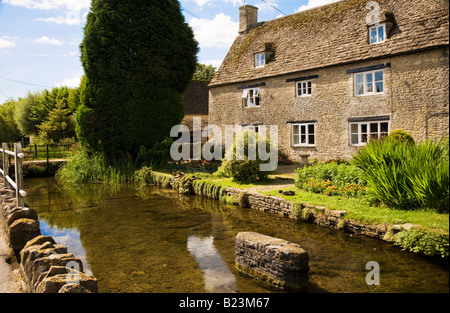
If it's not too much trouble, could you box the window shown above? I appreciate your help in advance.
[292,123,316,147]
[369,24,386,44]
[296,80,312,97]
[355,70,384,96]
[242,88,260,108]
[243,125,261,133]
[350,121,389,146]
[255,53,265,68]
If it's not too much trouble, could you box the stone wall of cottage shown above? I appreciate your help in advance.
[208,47,449,162]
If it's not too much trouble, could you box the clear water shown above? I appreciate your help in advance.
[24,177,449,293]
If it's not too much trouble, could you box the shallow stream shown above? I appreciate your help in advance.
[24,177,449,293]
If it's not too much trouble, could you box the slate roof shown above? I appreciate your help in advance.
[209,0,449,87]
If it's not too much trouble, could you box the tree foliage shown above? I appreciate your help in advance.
[193,63,216,81]
[37,101,76,144]
[78,0,198,160]
[0,99,21,142]
[13,87,78,139]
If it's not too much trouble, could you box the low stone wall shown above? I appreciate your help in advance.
[0,181,98,293]
[235,232,309,292]
[148,172,417,246]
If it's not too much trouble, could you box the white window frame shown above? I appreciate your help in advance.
[369,24,386,44]
[255,53,265,68]
[242,88,260,108]
[354,70,384,96]
[243,125,261,133]
[350,121,389,146]
[291,123,316,147]
[296,80,312,97]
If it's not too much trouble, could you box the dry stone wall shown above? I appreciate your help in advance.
[0,180,98,293]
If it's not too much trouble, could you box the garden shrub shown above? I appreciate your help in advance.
[394,227,449,259]
[217,130,274,183]
[352,137,449,212]
[295,161,368,197]
[387,129,415,145]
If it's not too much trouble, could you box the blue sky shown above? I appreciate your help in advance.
[0,0,338,103]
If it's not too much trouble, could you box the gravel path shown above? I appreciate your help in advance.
[0,231,23,293]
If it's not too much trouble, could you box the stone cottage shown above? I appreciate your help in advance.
[208,0,449,162]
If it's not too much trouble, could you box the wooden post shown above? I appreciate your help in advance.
[14,142,24,207]
[34,144,37,159]
[2,142,8,187]
[46,144,49,171]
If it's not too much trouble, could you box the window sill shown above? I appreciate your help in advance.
[354,93,385,97]
[292,145,316,148]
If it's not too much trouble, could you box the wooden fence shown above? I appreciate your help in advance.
[0,142,26,207]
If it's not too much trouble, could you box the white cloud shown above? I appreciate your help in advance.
[297,0,340,12]
[199,59,223,68]
[35,14,85,26]
[55,76,81,88]
[189,13,239,49]
[0,38,16,49]
[3,0,90,11]
[5,0,91,25]
[187,0,242,7]
[35,36,63,45]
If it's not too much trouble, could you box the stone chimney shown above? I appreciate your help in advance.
[239,5,259,34]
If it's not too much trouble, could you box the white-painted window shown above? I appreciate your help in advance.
[243,125,260,133]
[292,123,316,147]
[369,24,386,44]
[354,70,384,96]
[296,80,312,97]
[350,121,389,146]
[242,88,260,108]
[255,53,265,68]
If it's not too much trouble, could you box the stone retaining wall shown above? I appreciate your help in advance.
[150,173,415,245]
[0,180,98,293]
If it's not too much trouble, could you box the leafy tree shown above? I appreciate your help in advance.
[13,91,41,136]
[31,87,71,127]
[37,101,76,144]
[13,87,75,138]
[193,63,216,81]
[78,0,198,160]
[0,99,21,142]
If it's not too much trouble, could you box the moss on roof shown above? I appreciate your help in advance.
[210,0,449,87]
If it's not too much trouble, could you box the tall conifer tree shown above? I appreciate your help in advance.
[77,0,198,159]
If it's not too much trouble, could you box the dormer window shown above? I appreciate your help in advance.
[369,24,386,44]
[255,53,265,68]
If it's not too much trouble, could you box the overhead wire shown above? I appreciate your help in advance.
[0,75,52,89]
[259,0,287,16]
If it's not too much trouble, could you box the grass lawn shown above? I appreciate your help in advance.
[264,186,449,232]
[184,170,449,233]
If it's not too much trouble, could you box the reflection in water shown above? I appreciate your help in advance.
[39,221,92,275]
[24,178,449,293]
[187,236,236,293]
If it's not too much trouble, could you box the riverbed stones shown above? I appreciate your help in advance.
[235,232,309,292]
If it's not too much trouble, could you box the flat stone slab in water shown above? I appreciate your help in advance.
[235,232,309,292]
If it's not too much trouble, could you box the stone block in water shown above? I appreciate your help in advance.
[235,232,309,292]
